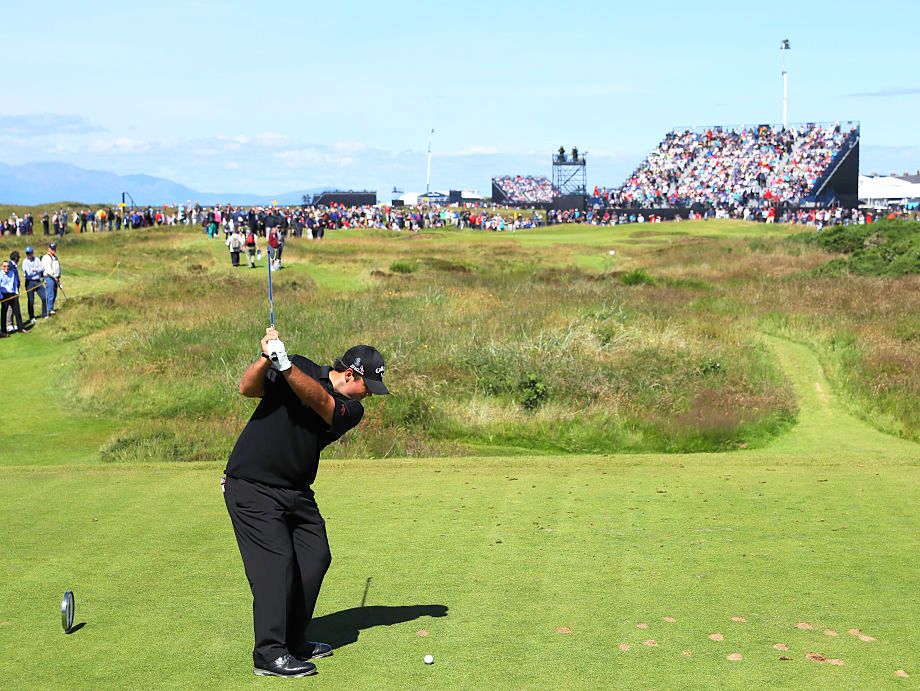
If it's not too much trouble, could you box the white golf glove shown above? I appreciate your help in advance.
[266,339,291,372]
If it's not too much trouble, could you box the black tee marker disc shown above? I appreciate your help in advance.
[61,591,75,632]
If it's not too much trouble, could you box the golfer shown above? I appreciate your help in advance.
[223,328,389,678]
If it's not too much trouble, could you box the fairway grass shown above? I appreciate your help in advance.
[1,333,917,688]
[1,454,916,688]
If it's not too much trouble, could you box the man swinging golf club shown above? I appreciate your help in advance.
[223,328,389,678]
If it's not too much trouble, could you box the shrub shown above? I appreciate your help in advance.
[518,374,548,411]
[389,260,417,274]
[620,269,655,286]
[381,395,435,427]
[100,427,207,463]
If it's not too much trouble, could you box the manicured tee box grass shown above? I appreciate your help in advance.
[1,453,916,689]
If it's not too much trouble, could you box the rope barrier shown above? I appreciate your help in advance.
[0,280,51,305]
[1,261,119,306]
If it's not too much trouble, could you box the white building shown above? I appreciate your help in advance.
[858,174,920,208]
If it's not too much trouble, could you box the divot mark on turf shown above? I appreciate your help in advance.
[416,629,429,637]
[807,652,828,663]
[895,670,909,678]
[727,653,743,662]
[828,659,845,666]
[779,656,792,661]
[773,643,789,651]
[556,626,572,634]
[731,616,747,623]
[636,623,649,629]
[848,628,876,642]
[617,643,630,652]
[642,640,657,647]
[663,616,676,623]
[824,629,838,637]
[795,622,813,630]
[681,650,692,657]
[708,633,724,642]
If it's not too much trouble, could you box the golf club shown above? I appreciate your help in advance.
[266,247,275,329]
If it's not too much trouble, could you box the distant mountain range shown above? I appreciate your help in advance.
[0,161,334,206]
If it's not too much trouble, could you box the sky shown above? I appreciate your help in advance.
[2,0,919,197]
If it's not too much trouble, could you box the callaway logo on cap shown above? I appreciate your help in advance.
[339,345,389,395]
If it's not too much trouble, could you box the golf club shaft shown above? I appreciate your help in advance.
[267,248,275,328]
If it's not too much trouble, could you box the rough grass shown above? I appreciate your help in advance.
[0,223,803,461]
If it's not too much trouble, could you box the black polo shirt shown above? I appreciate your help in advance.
[225,356,364,489]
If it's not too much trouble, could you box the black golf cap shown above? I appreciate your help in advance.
[339,345,390,395]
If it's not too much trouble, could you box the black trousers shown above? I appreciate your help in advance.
[223,476,331,665]
[1,294,24,332]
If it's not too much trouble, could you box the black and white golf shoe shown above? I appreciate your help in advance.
[253,654,317,677]
[293,642,333,661]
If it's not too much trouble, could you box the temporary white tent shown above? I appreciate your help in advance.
[858,175,920,206]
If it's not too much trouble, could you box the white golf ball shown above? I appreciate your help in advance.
[424,654,434,665]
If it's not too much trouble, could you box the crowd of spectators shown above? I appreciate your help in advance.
[2,241,63,337]
[1,194,910,343]
[604,123,857,209]
[197,204,550,245]
[493,175,554,204]
[1,207,181,237]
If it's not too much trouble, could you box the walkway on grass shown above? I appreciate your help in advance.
[761,335,919,460]
[0,332,117,466]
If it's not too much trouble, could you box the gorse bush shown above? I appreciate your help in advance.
[518,374,549,411]
[804,219,920,276]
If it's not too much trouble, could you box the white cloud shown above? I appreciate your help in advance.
[438,146,500,157]
[276,148,356,167]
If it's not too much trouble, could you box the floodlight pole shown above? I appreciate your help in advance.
[426,128,434,195]
[781,39,791,128]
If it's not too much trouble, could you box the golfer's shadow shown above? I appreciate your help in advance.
[307,604,448,650]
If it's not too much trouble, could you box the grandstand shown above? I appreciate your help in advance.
[599,122,859,209]
[492,175,554,206]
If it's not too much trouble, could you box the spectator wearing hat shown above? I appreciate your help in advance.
[42,243,62,316]
[22,246,46,322]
